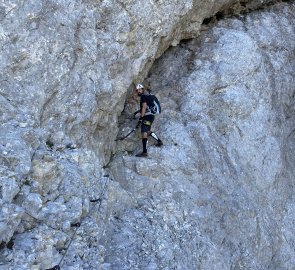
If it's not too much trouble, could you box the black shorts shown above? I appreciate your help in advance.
[141,115,154,133]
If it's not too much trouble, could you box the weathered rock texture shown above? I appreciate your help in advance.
[0,0,278,163]
[0,0,294,269]
[108,2,295,269]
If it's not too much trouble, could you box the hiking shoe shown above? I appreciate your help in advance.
[155,140,163,147]
[136,152,148,157]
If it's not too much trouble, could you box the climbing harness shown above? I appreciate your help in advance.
[115,119,153,141]
[143,120,151,126]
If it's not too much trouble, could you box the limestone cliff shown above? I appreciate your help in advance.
[0,0,294,269]
[110,2,295,269]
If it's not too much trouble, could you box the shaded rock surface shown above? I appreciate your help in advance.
[0,0,294,269]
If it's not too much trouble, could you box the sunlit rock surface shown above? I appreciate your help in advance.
[0,0,294,269]
[108,2,295,269]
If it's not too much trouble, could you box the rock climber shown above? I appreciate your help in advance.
[134,83,163,157]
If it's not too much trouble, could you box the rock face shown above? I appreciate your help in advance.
[0,0,276,163]
[108,2,295,269]
[0,0,294,269]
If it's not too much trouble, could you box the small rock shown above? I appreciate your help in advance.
[19,123,28,128]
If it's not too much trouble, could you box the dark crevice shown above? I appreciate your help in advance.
[215,11,225,20]
[202,17,213,25]
[201,0,294,27]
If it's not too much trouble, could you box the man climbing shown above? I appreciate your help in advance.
[135,83,163,157]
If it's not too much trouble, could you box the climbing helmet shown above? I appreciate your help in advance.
[136,84,144,90]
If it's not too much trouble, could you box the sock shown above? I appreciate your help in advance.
[142,138,148,153]
[150,132,160,142]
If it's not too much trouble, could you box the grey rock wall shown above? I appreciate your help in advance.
[108,2,295,269]
[0,0,275,163]
[0,0,294,269]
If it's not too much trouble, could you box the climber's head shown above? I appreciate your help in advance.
[136,84,145,96]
